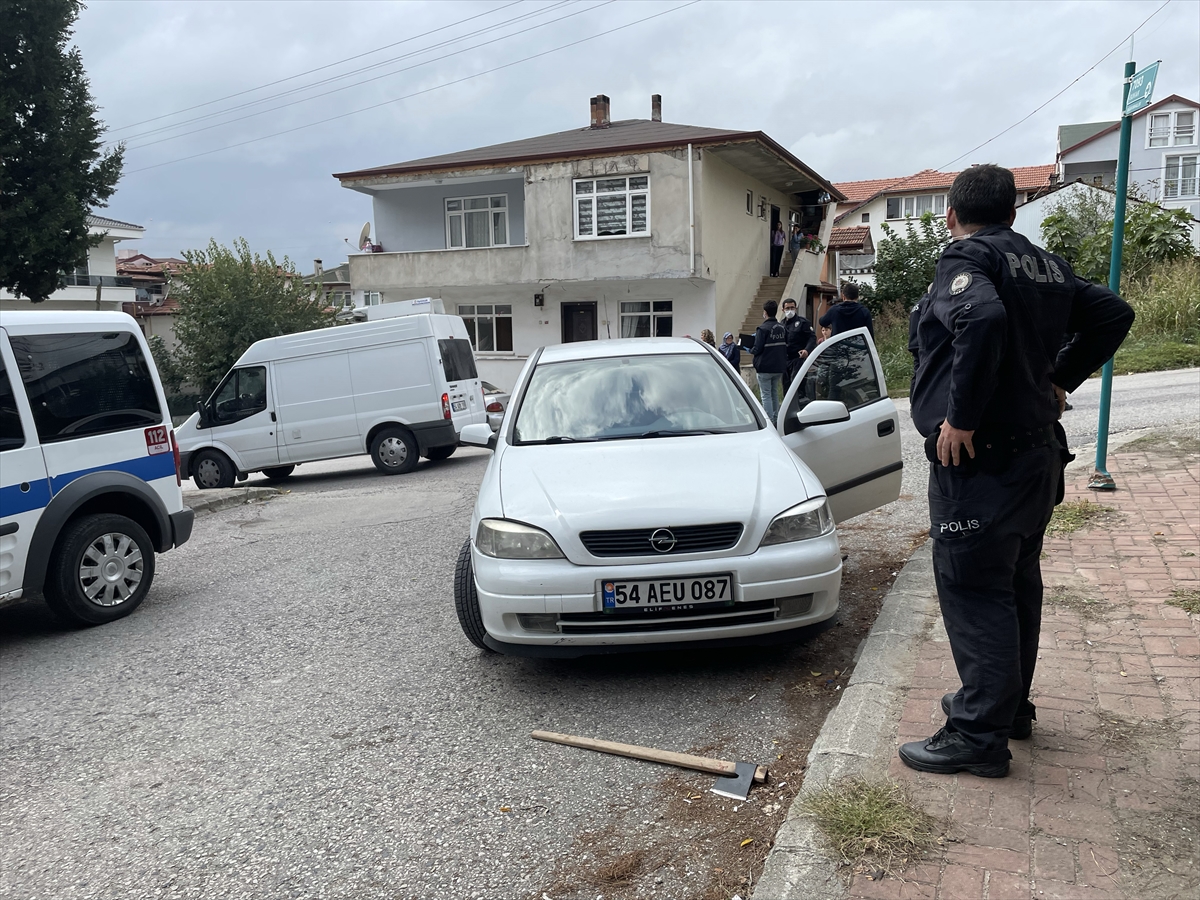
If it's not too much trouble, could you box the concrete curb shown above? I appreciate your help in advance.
[184,486,283,516]
[753,543,939,900]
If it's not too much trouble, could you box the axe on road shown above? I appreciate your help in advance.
[531,730,768,801]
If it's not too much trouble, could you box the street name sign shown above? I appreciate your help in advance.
[1124,61,1159,115]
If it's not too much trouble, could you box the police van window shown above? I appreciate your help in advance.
[438,339,478,383]
[209,366,268,424]
[10,332,163,443]
[783,334,882,435]
[0,359,25,451]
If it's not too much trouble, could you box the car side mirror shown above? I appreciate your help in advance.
[794,400,851,428]
[195,401,209,429]
[460,422,496,451]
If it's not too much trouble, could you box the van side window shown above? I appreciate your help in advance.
[0,359,25,451]
[9,332,163,443]
[438,339,478,383]
[210,366,268,423]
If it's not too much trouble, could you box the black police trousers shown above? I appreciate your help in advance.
[928,446,1060,754]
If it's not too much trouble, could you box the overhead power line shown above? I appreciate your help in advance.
[126,1,700,175]
[938,0,1174,170]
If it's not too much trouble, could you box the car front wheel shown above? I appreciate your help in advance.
[260,465,295,481]
[454,539,493,652]
[193,449,236,489]
[370,427,419,475]
[44,514,156,625]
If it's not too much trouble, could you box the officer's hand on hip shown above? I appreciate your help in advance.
[938,420,976,467]
[1053,385,1067,419]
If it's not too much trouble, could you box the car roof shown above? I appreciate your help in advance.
[0,310,139,329]
[536,337,709,364]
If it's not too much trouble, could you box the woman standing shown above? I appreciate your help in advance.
[770,221,786,277]
[719,332,741,368]
[788,223,804,262]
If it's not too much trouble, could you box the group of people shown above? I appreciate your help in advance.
[745,284,874,425]
[769,221,812,278]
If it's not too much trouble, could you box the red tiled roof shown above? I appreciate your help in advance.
[834,165,1055,201]
[828,226,872,251]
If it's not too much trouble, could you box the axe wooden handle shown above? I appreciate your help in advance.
[532,730,768,784]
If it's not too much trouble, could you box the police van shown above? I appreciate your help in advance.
[0,311,193,625]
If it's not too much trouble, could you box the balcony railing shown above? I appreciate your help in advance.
[59,274,134,288]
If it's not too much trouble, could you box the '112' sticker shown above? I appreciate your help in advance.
[145,426,170,455]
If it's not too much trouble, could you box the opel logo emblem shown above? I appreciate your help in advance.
[649,528,676,553]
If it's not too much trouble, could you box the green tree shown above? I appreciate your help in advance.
[1041,187,1195,284]
[0,0,124,302]
[171,239,335,396]
[874,213,951,313]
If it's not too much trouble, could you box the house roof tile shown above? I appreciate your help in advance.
[87,213,143,231]
[827,226,872,250]
[832,164,1055,223]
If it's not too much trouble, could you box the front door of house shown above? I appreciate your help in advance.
[561,302,597,343]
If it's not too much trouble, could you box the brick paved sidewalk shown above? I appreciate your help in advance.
[852,441,1199,900]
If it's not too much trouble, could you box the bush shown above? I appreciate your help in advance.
[873,310,915,398]
[874,214,950,315]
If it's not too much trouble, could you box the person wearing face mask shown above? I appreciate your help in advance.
[779,297,817,391]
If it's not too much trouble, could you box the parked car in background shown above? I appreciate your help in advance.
[177,313,487,488]
[453,329,902,656]
[481,381,510,431]
[0,311,192,625]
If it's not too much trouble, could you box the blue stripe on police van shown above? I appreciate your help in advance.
[0,478,52,517]
[48,452,178,495]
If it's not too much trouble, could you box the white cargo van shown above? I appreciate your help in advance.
[177,313,486,488]
[0,311,192,625]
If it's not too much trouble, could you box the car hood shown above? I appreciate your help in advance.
[175,412,206,452]
[496,429,823,553]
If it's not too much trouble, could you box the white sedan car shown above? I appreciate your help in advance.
[455,329,902,656]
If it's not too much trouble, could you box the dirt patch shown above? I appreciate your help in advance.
[1046,498,1120,536]
[1045,584,1114,621]
[534,537,925,900]
[1086,712,1181,754]
[1116,775,1200,900]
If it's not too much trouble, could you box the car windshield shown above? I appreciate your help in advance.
[513,352,760,444]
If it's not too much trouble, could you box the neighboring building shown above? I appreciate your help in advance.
[1057,94,1199,220]
[334,94,843,389]
[302,260,382,319]
[0,214,144,310]
[117,252,187,351]
[830,165,1056,285]
[826,225,875,282]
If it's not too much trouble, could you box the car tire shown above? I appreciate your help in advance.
[44,514,156,626]
[260,465,295,481]
[193,449,236,489]
[370,427,419,475]
[424,445,456,461]
[454,538,493,652]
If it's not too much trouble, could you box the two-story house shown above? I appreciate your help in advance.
[828,165,1057,285]
[334,94,842,389]
[1057,94,1199,221]
[0,214,144,310]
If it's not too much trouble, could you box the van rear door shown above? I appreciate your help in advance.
[0,335,49,603]
[437,337,486,433]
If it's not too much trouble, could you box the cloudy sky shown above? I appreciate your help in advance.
[74,0,1199,272]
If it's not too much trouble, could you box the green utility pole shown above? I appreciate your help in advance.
[1089,59,1157,491]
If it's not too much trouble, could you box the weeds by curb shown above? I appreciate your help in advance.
[1047,498,1117,536]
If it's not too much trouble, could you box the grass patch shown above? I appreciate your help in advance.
[1108,337,1200,376]
[873,311,914,398]
[801,778,943,876]
[1087,712,1180,753]
[1167,589,1200,616]
[1046,585,1112,621]
[1046,498,1115,536]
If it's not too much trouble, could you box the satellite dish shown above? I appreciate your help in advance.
[358,222,371,248]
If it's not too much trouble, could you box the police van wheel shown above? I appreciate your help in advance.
[260,465,295,481]
[424,445,456,461]
[44,514,156,626]
[370,427,419,475]
[454,539,493,651]
[193,449,236,489]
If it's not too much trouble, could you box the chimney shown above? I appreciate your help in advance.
[651,94,662,122]
[589,94,610,128]
[314,259,323,280]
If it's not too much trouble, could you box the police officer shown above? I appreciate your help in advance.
[902,165,1133,778]
[780,297,817,391]
[750,299,788,425]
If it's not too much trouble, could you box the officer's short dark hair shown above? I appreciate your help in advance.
[764,299,778,317]
[782,297,797,308]
[841,283,860,301]
[948,164,1017,225]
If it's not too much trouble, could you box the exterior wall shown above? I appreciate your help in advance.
[0,234,136,309]
[372,177,526,252]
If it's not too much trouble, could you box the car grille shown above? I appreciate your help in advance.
[579,522,743,557]
[556,599,778,634]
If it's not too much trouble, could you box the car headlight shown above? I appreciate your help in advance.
[759,497,834,546]
[476,519,565,559]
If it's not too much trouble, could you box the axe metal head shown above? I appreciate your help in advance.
[710,761,756,801]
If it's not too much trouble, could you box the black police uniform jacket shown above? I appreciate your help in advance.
[782,314,817,360]
[751,317,788,374]
[910,225,1133,439]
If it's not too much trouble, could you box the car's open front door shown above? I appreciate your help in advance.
[777,327,902,522]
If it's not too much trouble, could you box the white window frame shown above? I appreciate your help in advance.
[618,300,673,338]
[1147,109,1197,149]
[745,190,754,215]
[445,193,509,250]
[457,303,515,353]
[363,291,382,307]
[1163,153,1199,199]
[885,193,947,220]
[574,174,650,241]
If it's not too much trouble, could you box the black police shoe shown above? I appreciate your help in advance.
[940,693,1034,740]
[898,727,1010,778]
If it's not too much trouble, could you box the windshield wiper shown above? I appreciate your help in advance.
[595,429,730,441]
[541,435,596,443]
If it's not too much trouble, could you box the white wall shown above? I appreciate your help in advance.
[372,177,526,252]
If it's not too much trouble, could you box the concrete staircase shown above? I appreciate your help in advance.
[737,255,795,338]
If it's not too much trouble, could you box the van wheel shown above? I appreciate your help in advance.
[44,514,156,626]
[424,445,456,461]
[193,449,235,489]
[370,427,418,475]
[260,465,295,481]
[454,539,494,651]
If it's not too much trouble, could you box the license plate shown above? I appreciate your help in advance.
[451,400,467,412]
[601,575,733,613]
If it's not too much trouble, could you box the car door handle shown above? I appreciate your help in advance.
[270,411,276,421]
[0,522,17,537]
[878,419,895,437]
